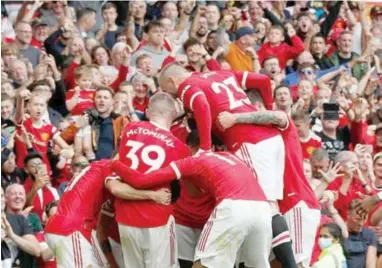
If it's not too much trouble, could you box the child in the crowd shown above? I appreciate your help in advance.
[257,25,305,69]
[14,92,71,175]
[65,66,96,161]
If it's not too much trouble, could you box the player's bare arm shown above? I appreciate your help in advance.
[218,110,288,130]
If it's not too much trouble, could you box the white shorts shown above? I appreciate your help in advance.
[75,124,92,138]
[109,237,125,268]
[118,215,178,268]
[45,231,103,268]
[175,224,202,262]
[283,201,321,267]
[235,136,285,201]
[195,199,272,268]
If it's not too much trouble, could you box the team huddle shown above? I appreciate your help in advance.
[44,64,320,268]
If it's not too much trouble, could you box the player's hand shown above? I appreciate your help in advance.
[218,111,236,130]
[318,161,343,184]
[151,188,171,205]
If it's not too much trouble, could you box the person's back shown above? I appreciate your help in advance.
[116,120,190,227]
[174,151,267,202]
[178,70,280,150]
[45,160,112,238]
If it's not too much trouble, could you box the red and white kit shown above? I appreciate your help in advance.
[299,130,322,160]
[170,119,215,262]
[44,160,114,268]
[278,117,321,266]
[110,121,190,268]
[177,71,285,201]
[15,117,59,175]
[112,151,272,268]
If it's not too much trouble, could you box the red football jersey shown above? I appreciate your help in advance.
[300,131,322,160]
[112,152,267,203]
[278,118,320,214]
[15,118,59,173]
[65,89,96,116]
[177,70,279,150]
[28,183,60,221]
[116,121,190,228]
[170,122,215,228]
[44,160,113,241]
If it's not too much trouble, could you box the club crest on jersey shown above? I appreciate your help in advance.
[40,132,50,141]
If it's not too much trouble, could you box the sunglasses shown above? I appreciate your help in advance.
[299,69,314,76]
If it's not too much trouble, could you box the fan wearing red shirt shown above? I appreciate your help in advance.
[105,93,191,268]
[257,25,305,70]
[65,66,96,161]
[111,134,272,268]
[218,104,321,267]
[292,112,322,160]
[14,93,71,176]
[327,151,375,221]
[45,159,168,268]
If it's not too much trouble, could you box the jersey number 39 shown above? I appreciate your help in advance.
[125,140,166,173]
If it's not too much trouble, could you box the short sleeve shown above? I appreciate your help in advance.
[364,228,377,247]
[20,215,34,236]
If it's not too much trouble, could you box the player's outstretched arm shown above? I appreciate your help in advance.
[111,160,177,189]
[232,72,273,110]
[218,111,288,130]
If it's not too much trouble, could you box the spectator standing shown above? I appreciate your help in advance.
[14,22,40,67]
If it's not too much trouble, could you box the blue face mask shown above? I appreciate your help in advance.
[319,237,333,250]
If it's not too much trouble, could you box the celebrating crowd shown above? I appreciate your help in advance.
[1,0,382,268]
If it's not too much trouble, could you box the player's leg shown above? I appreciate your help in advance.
[283,202,321,268]
[176,224,202,268]
[194,200,247,268]
[118,223,145,268]
[240,201,272,268]
[109,237,125,268]
[90,229,107,267]
[237,140,296,268]
[82,125,95,161]
[272,213,297,268]
[145,215,178,268]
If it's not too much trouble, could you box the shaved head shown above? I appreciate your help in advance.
[159,63,191,97]
[147,92,176,121]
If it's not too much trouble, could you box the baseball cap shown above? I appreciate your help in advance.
[32,18,48,28]
[235,26,255,40]
[370,6,382,17]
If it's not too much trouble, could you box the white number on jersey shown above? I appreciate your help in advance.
[125,140,166,173]
[211,76,251,110]
[65,166,91,192]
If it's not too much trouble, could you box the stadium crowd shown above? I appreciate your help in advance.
[1,0,382,268]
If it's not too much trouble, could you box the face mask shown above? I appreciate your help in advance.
[318,237,333,250]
